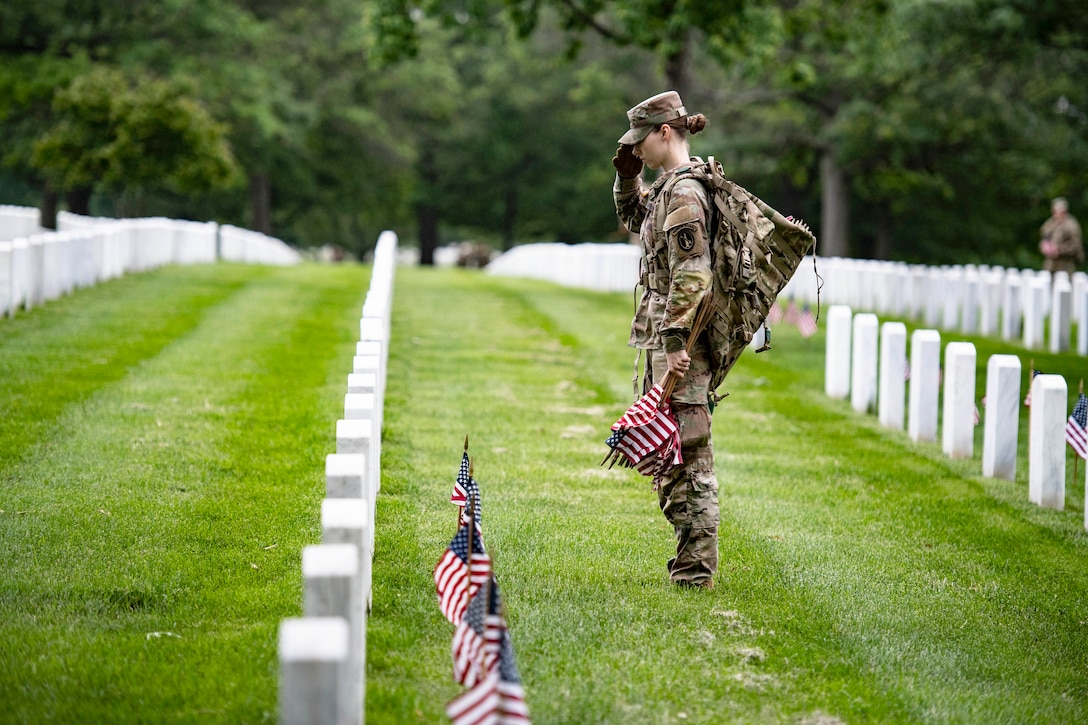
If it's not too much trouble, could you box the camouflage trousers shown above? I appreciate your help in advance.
[648,349,719,586]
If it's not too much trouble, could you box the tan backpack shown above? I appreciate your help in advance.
[659,157,818,396]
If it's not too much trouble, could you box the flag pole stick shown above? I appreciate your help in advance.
[659,293,716,403]
[460,494,477,618]
[457,435,471,528]
[1070,381,1079,483]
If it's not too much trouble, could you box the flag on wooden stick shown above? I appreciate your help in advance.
[434,501,490,626]
[1066,392,1088,460]
[451,438,481,530]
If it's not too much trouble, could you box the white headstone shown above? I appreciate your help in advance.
[1023,277,1048,349]
[344,393,376,421]
[1049,279,1072,353]
[908,329,941,443]
[982,355,1021,480]
[925,269,943,327]
[825,305,853,399]
[878,322,907,430]
[1078,285,1088,356]
[326,453,368,500]
[1029,374,1066,510]
[962,272,981,334]
[942,342,977,458]
[851,313,879,414]
[347,373,377,395]
[278,617,350,725]
[942,267,962,330]
[979,273,1002,336]
[1001,274,1022,341]
[322,498,373,613]
[303,545,362,725]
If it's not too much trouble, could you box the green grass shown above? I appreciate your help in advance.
[2,263,1088,723]
[370,268,1088,724]
[0,262,369,723]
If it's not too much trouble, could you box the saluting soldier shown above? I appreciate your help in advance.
[612,91,718,590]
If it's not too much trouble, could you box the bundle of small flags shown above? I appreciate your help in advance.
[435,440,531,724]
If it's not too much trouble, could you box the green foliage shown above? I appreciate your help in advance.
[30,66,240,202]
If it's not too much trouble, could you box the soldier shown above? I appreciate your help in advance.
[612,91,717,589]
[1039,197,1083,277]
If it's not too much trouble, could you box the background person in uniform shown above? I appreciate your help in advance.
[612,91,718,590]
[1039,196,1083,277]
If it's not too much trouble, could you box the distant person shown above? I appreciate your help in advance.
[612,91,717,590]
[1039,197,1083,277]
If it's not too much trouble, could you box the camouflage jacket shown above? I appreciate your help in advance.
[1041,215,1084,263]
[614,161,712,353]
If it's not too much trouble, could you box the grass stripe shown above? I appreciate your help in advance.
[3,263,1088,724]
[0,263,368,723]
[369,267,1088,724]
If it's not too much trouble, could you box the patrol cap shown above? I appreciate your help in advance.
[618,91,687,145]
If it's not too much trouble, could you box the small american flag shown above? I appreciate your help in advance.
[451,449,482,530]
[1066,393,1088,460]
[767,301,784,325]
[434,523,491,626]
[783,299,800,326]
[447,609,531,725]
[1024,369,1043,407]
[452,575,503,687]
[604,384,681,474]
[451,450,470,506]
[796,303,818,338]
[904,360,911,381]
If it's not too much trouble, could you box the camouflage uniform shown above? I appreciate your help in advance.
[614,164,719,587]
[1041,213,1083,276]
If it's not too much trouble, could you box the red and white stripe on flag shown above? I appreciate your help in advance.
[435,550,491,626]
[613,384,666,428]
[1066,416,1088,460]
[447,669,500,725]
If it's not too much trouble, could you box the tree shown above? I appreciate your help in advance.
[31,67,239,216]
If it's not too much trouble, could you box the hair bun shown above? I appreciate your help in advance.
[686,114,708,134]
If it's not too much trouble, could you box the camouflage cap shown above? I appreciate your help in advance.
[618,91,687,145]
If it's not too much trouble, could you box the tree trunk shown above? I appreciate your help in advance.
[249,173,272,235]
[663,30,692,99]
[418,203,437,266]
[501,185,518,251]
[66,186,92,217]
[40,186,58,230]
[417,148,438,266]
[819,150,849,257]
[874,210,893,260]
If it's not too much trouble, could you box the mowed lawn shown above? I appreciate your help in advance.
[2,261,1088,724]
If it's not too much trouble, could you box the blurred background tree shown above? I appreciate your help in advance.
[0,0,1085,265]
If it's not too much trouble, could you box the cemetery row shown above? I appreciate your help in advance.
[0,205,300,317]
[826,305,1088,530]
[486,243,1088,353]
[277,230,396,725]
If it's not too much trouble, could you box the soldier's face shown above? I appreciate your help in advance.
[634,127,667,170]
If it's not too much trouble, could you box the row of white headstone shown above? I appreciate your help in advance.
[0,206,300,317]
[277,230,397,725]
[825,305,1088,530]
[816,257,1088,354]
[486,243,1088,355]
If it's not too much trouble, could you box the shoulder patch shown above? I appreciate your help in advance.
[664,204,698,231]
